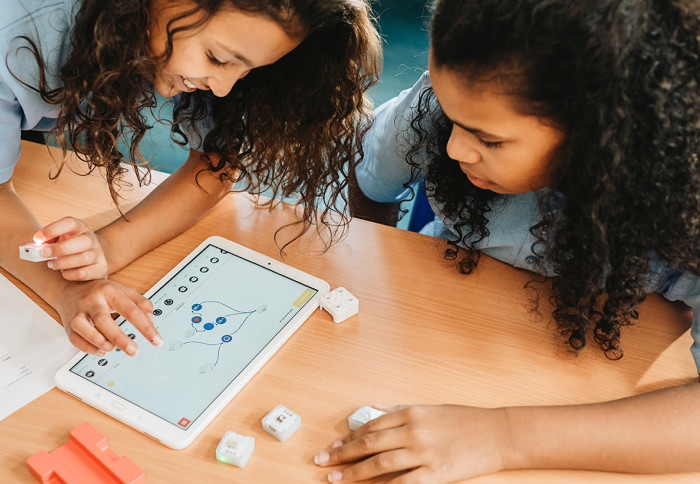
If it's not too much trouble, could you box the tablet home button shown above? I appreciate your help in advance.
[111,402,126,411]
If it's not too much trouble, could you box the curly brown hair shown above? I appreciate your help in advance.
[404,0,700,359]
[12,0,380,249]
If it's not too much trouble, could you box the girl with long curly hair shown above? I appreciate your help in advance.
[0,0,379,356]
[316,0,700,481]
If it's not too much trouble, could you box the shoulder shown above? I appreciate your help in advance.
[356,73,434,202]
[373,71,433,127]
[0,0,75,38]
[365,71,435,168]
[0,0,76,97]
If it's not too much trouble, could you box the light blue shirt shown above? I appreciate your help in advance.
[0,0,75,183]
[357,71,700,373]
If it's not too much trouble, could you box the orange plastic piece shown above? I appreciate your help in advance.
[26,422,145,484]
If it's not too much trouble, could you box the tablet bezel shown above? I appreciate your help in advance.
[54,235,329,449]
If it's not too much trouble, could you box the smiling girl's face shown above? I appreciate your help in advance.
[149,1,303,98]
[429,55,565,195]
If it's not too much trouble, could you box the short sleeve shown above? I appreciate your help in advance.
[0,0,75,183]
[657,269,700,374]
[356,71,433,203]
[0,81,22,183]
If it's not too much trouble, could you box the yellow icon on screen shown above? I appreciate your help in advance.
[107,381,115,386]
[293,289,314,308]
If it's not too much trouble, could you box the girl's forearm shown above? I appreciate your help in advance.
[504,381,700,473]
[0,181,72,308]
[97,150,232,273]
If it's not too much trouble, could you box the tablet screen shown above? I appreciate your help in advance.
[69,243,318,430]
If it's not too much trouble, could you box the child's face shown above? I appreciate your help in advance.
[149,1,302,98]
[429,57,564,195]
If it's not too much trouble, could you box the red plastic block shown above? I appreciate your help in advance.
[26,422,145,484]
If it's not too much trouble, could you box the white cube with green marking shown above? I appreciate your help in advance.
[215,431,255,467]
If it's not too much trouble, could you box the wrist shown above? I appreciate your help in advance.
[498,406,532,471]
[41,275,76,312]
[95,227,120,274]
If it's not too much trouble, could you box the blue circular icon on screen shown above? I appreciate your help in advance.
[216,317,227,324]
[203,323,215,330]
[221,335,232,343]
[189,276,198,283]
[210,257,219,263]
[200,267,209,273]
[192,304,202,311]
[192,316,202,323]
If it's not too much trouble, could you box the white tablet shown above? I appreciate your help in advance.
[55,236,329,449]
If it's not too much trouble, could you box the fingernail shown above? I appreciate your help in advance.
[47,261,55,269]
[148,312,155,323]
[331,440,343,449]
[152,334,163,346]
[41,247,52,257]
[314,452,329,466]
[33,234,45,244]
[126,342,139,356]
[328,471,342,483]
[96,349,106,357]
[103,342,115,351]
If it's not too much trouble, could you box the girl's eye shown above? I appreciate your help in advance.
[207,51,227,67]
[478,138,503,149]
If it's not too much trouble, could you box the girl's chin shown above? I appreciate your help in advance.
[153,77,178,98]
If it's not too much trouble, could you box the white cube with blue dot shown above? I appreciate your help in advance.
[261,405,301,442]
[215,431,255,467]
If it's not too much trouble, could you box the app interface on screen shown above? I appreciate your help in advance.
[70,244,317,429]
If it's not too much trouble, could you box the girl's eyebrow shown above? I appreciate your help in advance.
[215,42,255,68]
[448,116,504,140]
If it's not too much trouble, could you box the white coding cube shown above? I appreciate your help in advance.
[262,405,301,442]
[215,431,255,467]
[348,406,386,431]
[19,242,55,262]
[320,287,359,323]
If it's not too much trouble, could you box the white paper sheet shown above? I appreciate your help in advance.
[0,273,77,420]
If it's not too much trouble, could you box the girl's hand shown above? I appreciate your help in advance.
[56,279,162,356]
[314,404,511,484]
[34,217,109,281]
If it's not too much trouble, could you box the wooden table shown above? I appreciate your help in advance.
[1,141,699,483]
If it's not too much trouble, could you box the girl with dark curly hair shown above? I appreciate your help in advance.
[0,0,379,356]
[316,0,700,481]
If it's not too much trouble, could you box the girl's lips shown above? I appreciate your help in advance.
[465,171,494,190]
[178,75,196,93]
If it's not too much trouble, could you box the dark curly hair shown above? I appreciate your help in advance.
[11,0,380,249]
[404,0,700,359]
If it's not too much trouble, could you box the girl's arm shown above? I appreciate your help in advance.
[506,381,700,472]
[96,149,233,274]
[0,179,160,355]
[315,381,700,483]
